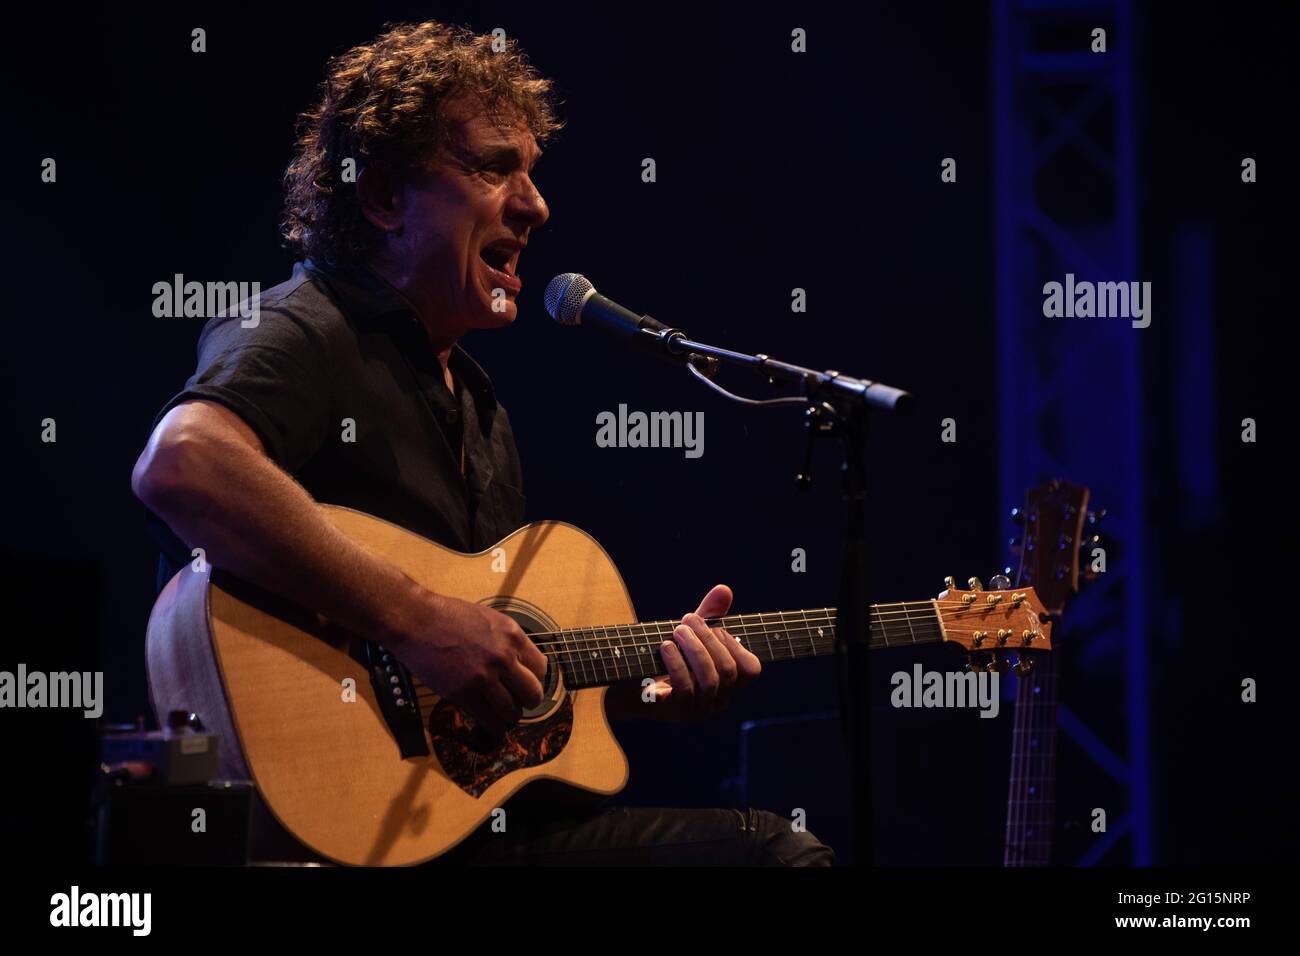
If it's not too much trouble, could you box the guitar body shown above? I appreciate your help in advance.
[146,505,631,866]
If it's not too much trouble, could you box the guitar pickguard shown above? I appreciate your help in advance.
[428,694,574,797]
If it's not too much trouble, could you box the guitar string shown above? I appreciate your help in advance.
[534,627,943,668]
[523,605,1040,685]
[1008,655,1058,863]
[524,601,1047,651]
[405,606,1046,695]
[1010,662,1027,863]
[1008,657,1033,863]
[1008,559,1064,864]
[524,598,1037,634]
[1018,652,1058,862]
[1008,570,1030,863]
[1010,567,1032,863]
[1017,550,1066,862]
[410,633,1040,696]
[526,620,1043,663]
[407,630,1038,693]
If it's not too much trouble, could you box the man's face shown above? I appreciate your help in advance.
[386,96,549,333]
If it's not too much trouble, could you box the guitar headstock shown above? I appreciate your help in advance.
[936,579,1054,652]
[1008,479,1094,616]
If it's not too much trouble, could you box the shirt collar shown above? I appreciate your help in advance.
[447,345,499,412]
[300,256,409,324]
[298,258,499,411]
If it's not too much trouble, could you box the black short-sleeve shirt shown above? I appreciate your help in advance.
[148,258,526,586]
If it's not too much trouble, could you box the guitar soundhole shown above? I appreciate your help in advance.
[427,602,574,797]
[496,604,563,721]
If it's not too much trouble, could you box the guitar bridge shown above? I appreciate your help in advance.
[364,641,430,759]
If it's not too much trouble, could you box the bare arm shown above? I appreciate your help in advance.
[133,400,423,643]
[132,399,546,735]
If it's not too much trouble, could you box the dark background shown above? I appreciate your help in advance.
[1,0,1293,867]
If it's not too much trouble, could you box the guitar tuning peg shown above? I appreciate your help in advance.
[986,654,1010,674]
[967,576,983,591]
[943,575,956,590]
[1014,655,1034,677]
[1086,508,1107,527]
[989,573,1012,591]
[1008,537,1022,555]
[1010,507,1026,524]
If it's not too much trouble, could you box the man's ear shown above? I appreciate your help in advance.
[356,161,405,234]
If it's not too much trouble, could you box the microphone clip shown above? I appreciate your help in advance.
[636,322,720,379]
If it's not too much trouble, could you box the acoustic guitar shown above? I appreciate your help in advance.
[146,504,1054,865]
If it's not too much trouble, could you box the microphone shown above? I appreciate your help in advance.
[544,272,670,337]
[545,272,714,372]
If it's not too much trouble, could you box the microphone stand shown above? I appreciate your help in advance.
[638,324,913,866]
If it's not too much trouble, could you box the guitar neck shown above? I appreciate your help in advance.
[545,601,944,690]
[1000,479,1090,866]
[1004,633,1061,866]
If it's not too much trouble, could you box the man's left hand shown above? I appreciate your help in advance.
[605,584,762,722]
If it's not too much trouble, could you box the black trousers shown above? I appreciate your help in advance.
[432,805,835,866]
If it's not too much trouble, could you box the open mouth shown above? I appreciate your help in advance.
[478,241,522,294]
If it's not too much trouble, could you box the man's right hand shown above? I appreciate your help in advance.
[390,593,548,739]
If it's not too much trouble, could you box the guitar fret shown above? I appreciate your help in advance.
[775,614,792,660]
[651,622,664,673]
[606,624,619,681]
[604,626,617,681]
[614,624,629,681]
[601,626,616,682]
[569,629,588,687]
[607,624,621,681]
[572,628,586,681]
[579,628,596,684]
[583,628,601,684]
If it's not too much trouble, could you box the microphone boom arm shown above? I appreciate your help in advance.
[636,327,914,415]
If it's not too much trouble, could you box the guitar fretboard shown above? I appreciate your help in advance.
[537,602,944,690]
[1004,649,1060,866]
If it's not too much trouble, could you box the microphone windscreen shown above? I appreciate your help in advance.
[544,272,593,325]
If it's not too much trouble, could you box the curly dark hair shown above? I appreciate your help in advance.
[281,20,562,266]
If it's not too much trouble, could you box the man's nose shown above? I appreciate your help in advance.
[508,175,548,228]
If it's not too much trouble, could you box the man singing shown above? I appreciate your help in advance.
[132,20,831,865]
